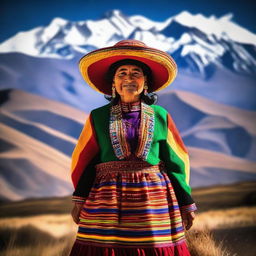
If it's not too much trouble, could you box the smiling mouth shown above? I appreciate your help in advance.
[123,84,137,89]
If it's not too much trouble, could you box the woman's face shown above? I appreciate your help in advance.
[112,64,146,102]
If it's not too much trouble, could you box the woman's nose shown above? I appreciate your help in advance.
[124,73,134,81]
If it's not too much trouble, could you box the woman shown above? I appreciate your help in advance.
[69,40,197,256]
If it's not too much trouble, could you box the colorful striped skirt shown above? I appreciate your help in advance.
[70,160,190,256]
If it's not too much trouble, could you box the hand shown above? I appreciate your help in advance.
[71,203,84,224]
[181,211,195,230]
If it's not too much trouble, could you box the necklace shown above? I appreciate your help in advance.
[120,101,141,112]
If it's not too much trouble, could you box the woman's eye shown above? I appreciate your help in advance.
[116,71,142,78]
[133,72,141,77]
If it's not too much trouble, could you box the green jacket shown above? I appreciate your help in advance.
[72,102,195,209]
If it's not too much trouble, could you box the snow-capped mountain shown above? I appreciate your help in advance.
[0,10,256,77]
[0,10,256,200]
[0,10,256,111]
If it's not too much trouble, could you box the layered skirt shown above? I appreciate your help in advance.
[70,161,190,256]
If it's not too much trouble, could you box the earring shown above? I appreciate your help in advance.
[112,86,116,98]
[144,82,148,95]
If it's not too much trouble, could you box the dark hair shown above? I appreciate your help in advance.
[104,92,158,105]
[104,59,158,105]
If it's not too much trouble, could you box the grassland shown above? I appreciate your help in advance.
[0,181,255,256]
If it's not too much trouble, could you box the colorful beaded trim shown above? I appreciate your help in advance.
[109,103,130,159]
[136,102,155,160]
[109,101,155,160]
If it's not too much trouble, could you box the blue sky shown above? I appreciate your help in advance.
[1,0,255,43]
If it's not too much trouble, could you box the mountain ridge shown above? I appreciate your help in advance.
[1,89,256,200]
[0,10,255,77]
[0,10,256,200]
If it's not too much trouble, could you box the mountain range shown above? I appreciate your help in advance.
[0,10,256,201]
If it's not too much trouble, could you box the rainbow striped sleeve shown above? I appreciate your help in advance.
[71,114,99,188]
[166,113,190,185]
[160,112,194,208]
[164,113,196,211]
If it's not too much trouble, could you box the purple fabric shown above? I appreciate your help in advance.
[122,111,140,152]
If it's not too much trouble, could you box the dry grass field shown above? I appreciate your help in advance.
[0,181,255,256]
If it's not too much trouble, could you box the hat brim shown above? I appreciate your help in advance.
[79,46,177,96]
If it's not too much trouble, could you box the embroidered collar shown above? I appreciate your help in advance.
[109,101,154,160]
[121,101,141,112]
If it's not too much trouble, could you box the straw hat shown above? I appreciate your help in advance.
[79,40,177,95]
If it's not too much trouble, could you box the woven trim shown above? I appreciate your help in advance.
[73,238,188,249]
[109,102,154,160]
[136,102,155,160]
[95,160,160,173]
[109,103,131,159]
[72,196,87,204]
[180,203,197,213]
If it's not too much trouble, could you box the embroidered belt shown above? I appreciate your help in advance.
[95,160,162,173]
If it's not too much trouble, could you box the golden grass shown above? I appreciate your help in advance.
[0,214,77,238]
[1,180,256,256]
[2,207,254,255]
[187,229,231,256]
[0,226,74,256]
[0,197,72,218]
[186,206,256,256]
[193,206,256,231]
[0,225,231,256]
